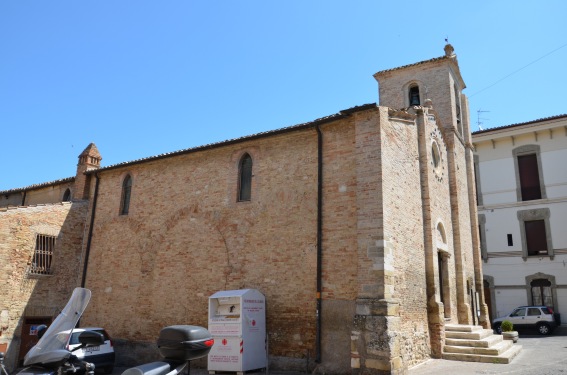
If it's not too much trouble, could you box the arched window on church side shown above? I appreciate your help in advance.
[120,174,133,215]
[238,153,252,202]
[62,188,71,202]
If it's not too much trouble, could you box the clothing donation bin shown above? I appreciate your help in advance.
[207,289,266,374]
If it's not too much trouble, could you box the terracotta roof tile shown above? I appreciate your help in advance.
[472,114,567,135]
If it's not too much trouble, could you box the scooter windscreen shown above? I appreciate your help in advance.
[23,288,92,367]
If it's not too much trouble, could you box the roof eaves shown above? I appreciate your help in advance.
[86,103,378,175]
[374,56,448,76]
[472,114,567,135]
[0,177,75,195]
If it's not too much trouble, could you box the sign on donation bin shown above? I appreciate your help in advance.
[207,289,266,374]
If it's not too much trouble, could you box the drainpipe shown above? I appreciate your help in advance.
[21,190,27,206]
[81,173,100,288]
[315,124,323,363]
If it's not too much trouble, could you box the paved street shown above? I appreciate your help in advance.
[112,327,567,375]
[409,327,567,375]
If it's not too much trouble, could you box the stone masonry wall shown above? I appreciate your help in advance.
[376,59,461,137]
[0,201,88,370]
[452,133,477,323]
[382,112,430,369]
[80,119,364,372]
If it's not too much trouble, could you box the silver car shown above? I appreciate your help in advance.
[492,306,557,335]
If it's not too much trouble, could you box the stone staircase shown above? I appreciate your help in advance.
[442,324,522,364]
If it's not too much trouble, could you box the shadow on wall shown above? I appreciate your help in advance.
[0,201,89,371]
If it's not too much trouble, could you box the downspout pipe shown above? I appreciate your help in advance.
[81,173,100,288]
[21,191,27,206]
[315,124,323,363]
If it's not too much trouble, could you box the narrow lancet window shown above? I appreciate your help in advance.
[120,175,132,215]
[238,154,252,202]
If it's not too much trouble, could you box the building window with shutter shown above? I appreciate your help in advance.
[238,153,252,202]
[28,234,56,276]
[518,208,553,260]
[513,145,546,201]
[120,174,133,215]
[525,220,548,256]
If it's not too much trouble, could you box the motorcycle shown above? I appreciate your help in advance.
[0,288,214,375]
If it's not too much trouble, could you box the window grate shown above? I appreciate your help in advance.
[28,234,56,276]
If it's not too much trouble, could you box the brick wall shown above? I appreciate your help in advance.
[0,182,74,208]
[80,127,327,369]
[0,201,88,370]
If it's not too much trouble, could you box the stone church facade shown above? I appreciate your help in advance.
[0,45,487,374]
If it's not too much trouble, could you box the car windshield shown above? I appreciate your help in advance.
[24,288,91,366]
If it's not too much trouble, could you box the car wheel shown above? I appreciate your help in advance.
[493,323,502,334]
[537,323,551,335]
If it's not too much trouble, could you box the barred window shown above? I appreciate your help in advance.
[29,234,56,275]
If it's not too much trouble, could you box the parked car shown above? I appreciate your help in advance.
[492,306,557,335]
[58,327,115,373]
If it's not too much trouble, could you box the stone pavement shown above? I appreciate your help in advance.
[112,327,567,375]
[409,326,567,375]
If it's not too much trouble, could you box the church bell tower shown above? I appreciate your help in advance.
[373,43,469,139]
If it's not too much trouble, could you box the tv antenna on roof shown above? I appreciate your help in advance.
[477,109,490,131]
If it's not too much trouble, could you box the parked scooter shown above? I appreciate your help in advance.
[0,288,214,375]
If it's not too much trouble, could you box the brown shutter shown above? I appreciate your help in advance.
[525,220,547,256]
[518,154,542,200]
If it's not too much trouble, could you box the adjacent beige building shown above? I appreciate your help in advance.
[0,45,486,374]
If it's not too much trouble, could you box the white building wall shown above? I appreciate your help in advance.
[542,149,567,198]
[478,158,516,206]
[474,115,567,325]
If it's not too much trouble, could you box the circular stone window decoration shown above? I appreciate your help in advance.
[431,139,443,181]
[431,141,441,169]
[429,128,445,182]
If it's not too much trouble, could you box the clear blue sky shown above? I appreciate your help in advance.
[1,1,566,191]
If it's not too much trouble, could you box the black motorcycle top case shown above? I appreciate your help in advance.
[156,325,213,361]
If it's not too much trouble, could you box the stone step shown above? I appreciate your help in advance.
[445,333,503,348]
[442,344,522,364]
[445,329,494,340]
[444,340,513,355]
[445,324,484,333]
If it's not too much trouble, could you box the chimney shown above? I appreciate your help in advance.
[74,143,102,200]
